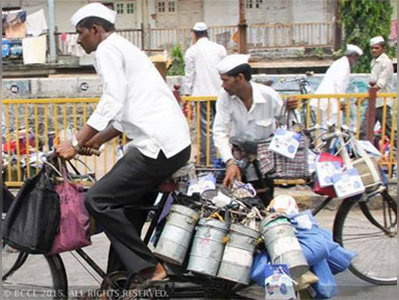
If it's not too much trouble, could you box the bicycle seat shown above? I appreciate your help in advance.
[157,163,196,193]
[170,163,195,179]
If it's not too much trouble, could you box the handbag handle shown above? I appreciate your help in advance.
[42,159,63,178]
[66,159,96,184]
[277,100,300,130]
[42,157,95,184]
[276,101,288,128]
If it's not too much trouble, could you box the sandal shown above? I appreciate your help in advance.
[140,263,168,282]
[122,265,169,300]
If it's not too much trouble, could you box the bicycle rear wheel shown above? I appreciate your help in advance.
[2,244,68,299]
[333,186,397,285]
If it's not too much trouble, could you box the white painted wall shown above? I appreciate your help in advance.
[114,0,140,29]
[292,0,332,23]
[55,1,88,32]
[3,0,334,32]
[203,0,238,27]
[202,0,332,27]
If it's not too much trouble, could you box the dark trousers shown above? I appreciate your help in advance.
[360,106,393,140]
[84,146,190,275]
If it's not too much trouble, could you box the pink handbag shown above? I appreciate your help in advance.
[48,169,91,255]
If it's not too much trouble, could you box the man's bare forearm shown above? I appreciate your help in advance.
[84,124,122,149]
[76,124,99,147]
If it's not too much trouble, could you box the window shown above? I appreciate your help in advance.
[158,1,175,13]
[168,1,176,13]
[116,3,124,14]
[126,2,135,14]
[246,0,262,9]
[158,1,166,13]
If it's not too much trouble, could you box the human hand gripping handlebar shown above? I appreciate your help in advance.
[78,145,105,157]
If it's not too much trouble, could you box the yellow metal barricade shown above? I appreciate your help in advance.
[2,93,397,187]
[180,96,217,167]
[2,98,103,187]
[285,92,397,178]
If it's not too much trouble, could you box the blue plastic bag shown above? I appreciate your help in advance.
[295,229,332,267]
[290,211,339,266]
[327,246,357,275]
[309,259,338,299]
[250,250,271,287]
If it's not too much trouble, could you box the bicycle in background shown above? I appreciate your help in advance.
[277,71,317,128]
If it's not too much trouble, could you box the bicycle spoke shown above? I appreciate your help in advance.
[2,247,67,299]
[335,194,397,285]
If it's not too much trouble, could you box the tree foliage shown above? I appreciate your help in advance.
[339,0,394,72]
[167,44,185,76]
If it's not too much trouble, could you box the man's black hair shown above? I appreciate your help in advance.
[78,17,116,32]
[193,30,208,39]
[225,63,252,81]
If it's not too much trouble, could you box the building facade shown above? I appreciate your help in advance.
[2,0,334,32]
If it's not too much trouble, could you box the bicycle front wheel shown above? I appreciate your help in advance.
[2,245,68,299]
[333,187,397,285]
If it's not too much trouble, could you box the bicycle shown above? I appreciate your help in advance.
[3,161,258,299]
[307,125,397,285]
[277,71,317,128]
[3,129,397,299]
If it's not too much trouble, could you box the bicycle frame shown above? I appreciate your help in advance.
[3,178,253,299]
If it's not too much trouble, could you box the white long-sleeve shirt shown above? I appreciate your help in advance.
[184,37,227,96]
[87,33,190,159]
[311,56,351,113]
[370,52,393,108]
[213,82,283,163]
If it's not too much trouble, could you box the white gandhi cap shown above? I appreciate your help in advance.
[71,3,117,27]
[370,36,385,46]
[193,22,208,31]
[216,54,251,74]
[345,44,363,56]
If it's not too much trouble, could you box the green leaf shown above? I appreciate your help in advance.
[339,0,395,72]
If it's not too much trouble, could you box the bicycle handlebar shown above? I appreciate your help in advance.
[320,130,351,142]
[302,124,323,134]
[79,147,102,157]
[279,71,314,83]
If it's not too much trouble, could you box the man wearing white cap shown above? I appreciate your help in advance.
[310,44,363,127]
[55,2,191,287]
[359,36,394,140]
[184,22,227,165]
[213,54,297,193]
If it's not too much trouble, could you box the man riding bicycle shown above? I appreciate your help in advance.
[55,2,191,295]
